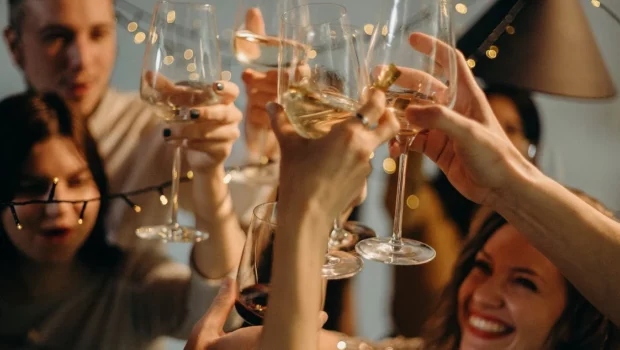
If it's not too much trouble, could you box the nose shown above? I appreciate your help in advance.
[44,184,74,219]
[471,276,505,309]
[66,35,94,72]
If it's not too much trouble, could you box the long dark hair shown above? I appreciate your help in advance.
[0,92,122,270]
[423,198,613,349]
[432,85,542,238]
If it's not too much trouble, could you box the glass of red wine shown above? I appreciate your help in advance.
[235,201,277,325]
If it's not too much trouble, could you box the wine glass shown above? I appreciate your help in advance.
[355,0,458,265]
[279,3,366,279]
[235,202,276,325]
[227,0,306,186]
[326,27,377,253]
[137,1,222,242]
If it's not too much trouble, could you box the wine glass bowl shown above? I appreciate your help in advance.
[136,1,222,242]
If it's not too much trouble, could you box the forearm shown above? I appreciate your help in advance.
[192,166,245,279]
[494,167,620,325]
[260,198,332,350]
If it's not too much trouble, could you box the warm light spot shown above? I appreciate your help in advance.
[505,25,516,35]
[223,173,232,184]
[134,32,146,44]
[78,218,84,225]
[308,50,317,59]
[189,72,200,81]
[127,22,138,32]
[406,195,420,210]
[486,49,497,59]
[337,341,347,350]
[184,49,194,60]
[383,158,397,174]
[187,170,194,179]
[53,177,59,184]
[592,0,601,7]
[363,24,375,35]
[221,70,232,81]
[455,3,468,14]
[187,62,197,72]
[489,45,499,54]
[260,156,270,165]
[163,56,175,65]
[167,11,176,23]
[381,25,388,36]
[160,195,169,205]
[134,205,142,213]
[466,58,476,68]
[369,151,375,160]
[151,33,159,44]
[17,223,23,230]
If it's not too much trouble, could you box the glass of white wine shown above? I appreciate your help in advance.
[279,3,368,279]
[137,0,222,242]
[355,0,458,265]
[228,0,306,186]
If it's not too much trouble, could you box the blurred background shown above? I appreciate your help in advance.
[1,0,618,348]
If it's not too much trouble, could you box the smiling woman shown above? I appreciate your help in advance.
[422,196,614,350]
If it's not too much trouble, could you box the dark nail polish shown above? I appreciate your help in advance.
[190,109,200,119]
[163,128,171,137]
[215,82,224,91]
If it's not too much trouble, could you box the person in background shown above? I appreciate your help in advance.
[0,93,242,349]
[387,84,542,337]
[3,0,248,271]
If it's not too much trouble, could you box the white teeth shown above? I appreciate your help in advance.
[468,315,508,333]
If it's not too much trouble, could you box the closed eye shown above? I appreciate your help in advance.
[472,259,492,275]
[515,277,538,292]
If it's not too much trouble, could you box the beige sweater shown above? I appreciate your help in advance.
[0,249,225,349]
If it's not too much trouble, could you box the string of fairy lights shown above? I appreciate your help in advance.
[1,172,194,230]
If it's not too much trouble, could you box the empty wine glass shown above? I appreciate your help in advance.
[136,1,222,242]
[279,3,367,279]
[356,0,458,265]
[227,0,306,186]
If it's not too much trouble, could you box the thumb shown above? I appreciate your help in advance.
[202,278,237,332]
[245,7,266,35]
[266,102,295,142]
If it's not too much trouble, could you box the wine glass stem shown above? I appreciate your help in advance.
[391,144,412,244]
[169,145,182,226]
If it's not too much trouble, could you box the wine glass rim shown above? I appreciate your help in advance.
[281,2,347,27]
[252,202,278,226]
[156,0,215,9]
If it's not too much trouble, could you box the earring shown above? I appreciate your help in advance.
[528,144,537,160]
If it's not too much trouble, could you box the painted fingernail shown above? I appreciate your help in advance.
[215,82,224,91]
[163,128,171,137]
[190,109,200,119]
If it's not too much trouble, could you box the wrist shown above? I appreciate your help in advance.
[487,155,545,215]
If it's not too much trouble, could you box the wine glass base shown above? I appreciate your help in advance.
[355,237,436,265]
[322,251,364,280]
[226,161,279,186]
[329,221,376,252]
[135,224,209,243]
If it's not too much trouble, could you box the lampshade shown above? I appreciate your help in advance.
[457,0,616,99]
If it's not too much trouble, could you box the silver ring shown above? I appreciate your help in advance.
[356,113,372,129]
